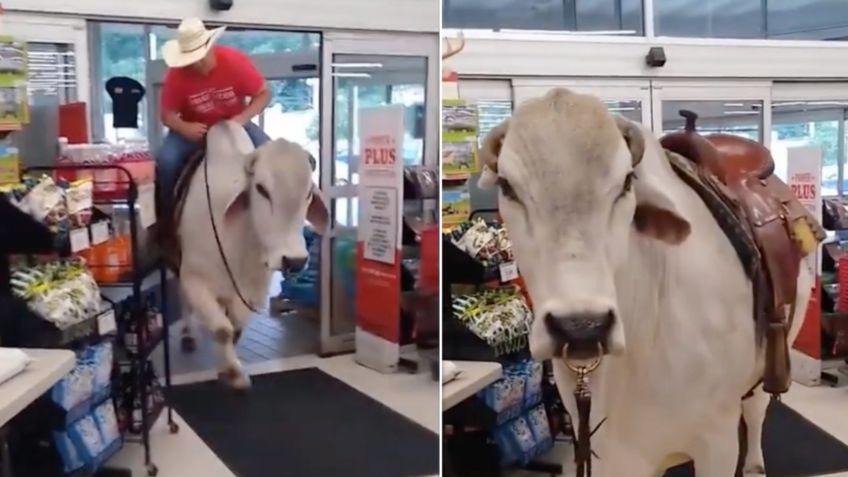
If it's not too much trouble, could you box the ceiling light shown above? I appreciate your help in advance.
[332,63,383,69]
[332,72,371,78]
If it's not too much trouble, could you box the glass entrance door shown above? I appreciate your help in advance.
[771,83,848,196]
[652,81,772,145]
[319,32,439,355]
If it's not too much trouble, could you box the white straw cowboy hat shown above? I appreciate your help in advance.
[162,18,226,68]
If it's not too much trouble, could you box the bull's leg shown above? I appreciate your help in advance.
[227,298,253,346]
[180,276,251,391]
[691,412,741,477]
[741,387,768,475]
[178,287,198,353]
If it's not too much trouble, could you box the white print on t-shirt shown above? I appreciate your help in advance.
[187,86,239,115]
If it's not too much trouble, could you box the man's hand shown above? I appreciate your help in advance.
[182,122,208,143]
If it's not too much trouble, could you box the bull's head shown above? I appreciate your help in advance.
[478,88,691,361]
[224,138,329,274]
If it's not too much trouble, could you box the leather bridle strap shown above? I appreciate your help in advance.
[203,153,261,314]
[575,386,593,477]
[564,343,604,477]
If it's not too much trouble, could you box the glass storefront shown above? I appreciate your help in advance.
[444,0,848,40]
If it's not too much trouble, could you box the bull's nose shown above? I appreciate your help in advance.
[281,256,308,274]
[545,310,615,358]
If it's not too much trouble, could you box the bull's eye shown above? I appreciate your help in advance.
[622,171,637,195]
[256,183,271,201]
[496,177,519,202]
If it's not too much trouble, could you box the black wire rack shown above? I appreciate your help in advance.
[20,164,178,477]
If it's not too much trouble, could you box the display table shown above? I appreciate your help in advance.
[0,348,74,477]
[443,361,502,410]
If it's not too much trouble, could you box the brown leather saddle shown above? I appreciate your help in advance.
[155,148,207,273]
[661,110,826,397]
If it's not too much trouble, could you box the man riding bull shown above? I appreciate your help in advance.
[156,17,271,222]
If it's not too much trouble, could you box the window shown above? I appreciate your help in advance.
[150,27,319,59]
[476,100,512,145]
[98,24,147,143]
[771,101,848,196]
[443,0,644,35]
[655,0,848,40]
[27,43,77,103]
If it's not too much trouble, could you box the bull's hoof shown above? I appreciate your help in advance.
[743,463,766,476]
[218,367,251,392]
[180,336,197,353]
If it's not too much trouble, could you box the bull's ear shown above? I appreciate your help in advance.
[223,150,261,223]
[478,119,509,189]
[615,117,691,245]
[632,181,691,245]
[307,183,330,235]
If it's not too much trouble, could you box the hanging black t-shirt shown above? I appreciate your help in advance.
[106,77,145,128]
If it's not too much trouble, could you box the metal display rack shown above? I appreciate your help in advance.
[442,209,566,477]
[21,164,177,477]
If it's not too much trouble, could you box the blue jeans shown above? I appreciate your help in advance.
[156,121,270,216]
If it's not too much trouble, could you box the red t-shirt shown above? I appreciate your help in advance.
[161,45,264,126]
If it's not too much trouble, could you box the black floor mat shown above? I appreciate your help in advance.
[665,400,848,477]
[167,368,439,477]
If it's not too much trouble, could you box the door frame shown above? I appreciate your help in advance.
[318,31,439,355]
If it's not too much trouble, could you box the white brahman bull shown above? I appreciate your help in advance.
[478,88,813,476]
[177,121,329,390]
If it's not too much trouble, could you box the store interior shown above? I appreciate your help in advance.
[440,1,848,476]
[0,3,439,477]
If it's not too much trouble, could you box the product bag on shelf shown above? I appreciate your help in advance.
[51,342,114,421]
[492,404,555,467]
[451,286,533,355]
[10,259,102,331]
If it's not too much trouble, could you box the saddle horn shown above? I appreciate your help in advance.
[679,110,698,132]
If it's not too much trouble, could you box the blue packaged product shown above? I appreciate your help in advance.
[526,405,553,455]
[493,425,519,466]
[53,431,86,473]
[480,377,511,413]
[52,359,95,412]
[506,416,537,463]
[91,342,113,401]
[93,401,121,446]
[524,361,543,408]
[505,373,526,418]
[67,414,106,462]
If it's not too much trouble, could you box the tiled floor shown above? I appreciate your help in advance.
[108,363,848,477]
[151,311,319,375]
[506,383,848,477]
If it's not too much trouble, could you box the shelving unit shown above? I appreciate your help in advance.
[399,166,440,376]
[442,211,567,477]
[4,163,177,477]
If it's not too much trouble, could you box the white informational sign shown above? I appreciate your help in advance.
[137,183,156,229]
[91,221,110,245]
[69,227,90,253]
[787,146,823,275]
[357,105,405,265]
[362,187,398,264]
[355,104,406,374]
